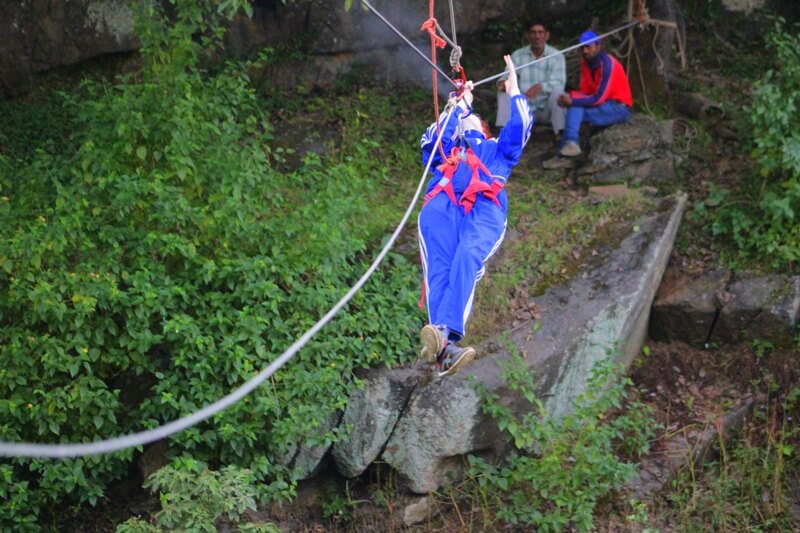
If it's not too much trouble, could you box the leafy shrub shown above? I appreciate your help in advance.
[468,354,657,532]
[0,0,423,529]
[116,457,279,532]
[694,18,800,268]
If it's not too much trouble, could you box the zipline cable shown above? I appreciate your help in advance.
[0,103,459,459]
[360,0,457,88]
[442,0,462,70]
[0,5,651,460]
[473,19,643,88]
[448,0,457,50]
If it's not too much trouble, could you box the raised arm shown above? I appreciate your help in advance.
[496,55,533,165]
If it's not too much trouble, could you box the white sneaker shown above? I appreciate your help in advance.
[559,141,582,157]
[420,324,447,363]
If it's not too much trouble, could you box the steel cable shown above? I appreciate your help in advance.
[0,103,457,458]
[473,20,643,88]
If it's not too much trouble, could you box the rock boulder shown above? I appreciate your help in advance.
[649,268,731,347]
[713,273,800,347]
[334,194,687,492]
[0,0,138,96]
[578,115,676,186]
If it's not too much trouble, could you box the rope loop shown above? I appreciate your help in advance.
[449,46,463,69]
[420,18,447,49]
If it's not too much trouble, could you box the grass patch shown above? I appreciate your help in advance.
[658,380,800,532]
[469,183,650,341]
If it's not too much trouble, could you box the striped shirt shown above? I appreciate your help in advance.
[503,44,566,112]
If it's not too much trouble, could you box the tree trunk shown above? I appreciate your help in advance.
[625,0,685,110]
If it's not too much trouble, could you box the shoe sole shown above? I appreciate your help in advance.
[542,158,574,170]
[420,325,446,363]
[438,346,476,377]
[559,145,582,157]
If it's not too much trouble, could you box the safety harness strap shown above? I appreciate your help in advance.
[424,147,504,215]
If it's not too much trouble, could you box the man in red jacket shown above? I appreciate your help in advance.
[556,30,633,157]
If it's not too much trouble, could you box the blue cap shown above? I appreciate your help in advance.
[579,30,600,45]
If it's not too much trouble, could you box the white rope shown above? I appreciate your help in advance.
[0,104,458,459]
[473,19,644,88]
[448,0,457,49]
[360,0,457,87]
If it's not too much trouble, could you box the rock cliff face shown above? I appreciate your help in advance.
[0,0,138,96]
[2,0,597,97]
[331,194,687,492]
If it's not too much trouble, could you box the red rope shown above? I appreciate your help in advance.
[420,18,447,49]
[423,2,449,160]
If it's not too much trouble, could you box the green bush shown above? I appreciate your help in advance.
[116,457,279,532]
[694,18,800,268]
[0,0,423,529]
[468,354,657,532]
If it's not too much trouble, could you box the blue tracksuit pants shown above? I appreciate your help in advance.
[418,193,507,340]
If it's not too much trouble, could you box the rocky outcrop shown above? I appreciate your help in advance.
[332,367,421,478]
[649,268,731,347]
[1,0,610,97]
[715,273,800,346]
[0,0,138,97]
[650,270,800,348]
[578,115,677,185]
[331,193,686,492]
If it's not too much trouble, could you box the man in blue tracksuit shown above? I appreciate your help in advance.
[418,55,533,376]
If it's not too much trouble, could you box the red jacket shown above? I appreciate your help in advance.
[570,51,633,107]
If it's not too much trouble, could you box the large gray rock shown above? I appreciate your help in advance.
[275,410,342,480]
[333,194,687,492]
[649,269,800,348]
[1,0,600,97]
[712,273,800,347]
[649,268,731,347]
[578,115,676,185]
[0,0,138,96]
[332,367,422,478]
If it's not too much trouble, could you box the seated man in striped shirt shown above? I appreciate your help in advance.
[496,19,566,141]
[556,30,633,157]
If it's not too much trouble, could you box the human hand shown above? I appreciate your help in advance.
[526,83,542,100]
[497,79,507,93]
[503,55,520,96]
[557,93,572,107]
[456,80,474,116]
[461,80,474,107]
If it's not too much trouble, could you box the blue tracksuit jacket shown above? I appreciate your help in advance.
[418,95,532,339]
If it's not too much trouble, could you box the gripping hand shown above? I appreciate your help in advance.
[503,55,520,97]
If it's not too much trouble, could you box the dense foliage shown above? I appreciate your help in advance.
[0,0,422,529]
[117,457,279,532]
[695,18,800,268]
[468,355,656,532]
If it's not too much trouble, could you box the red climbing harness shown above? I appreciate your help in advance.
[423,147,504,215]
